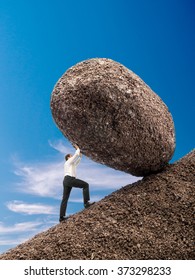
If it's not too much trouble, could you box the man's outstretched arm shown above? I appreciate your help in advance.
[67,144,80,164]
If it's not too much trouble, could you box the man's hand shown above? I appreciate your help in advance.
[73,143,79,150]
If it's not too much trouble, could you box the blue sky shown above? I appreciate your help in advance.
[0,0,194,253]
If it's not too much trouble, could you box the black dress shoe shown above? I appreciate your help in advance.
[59,216,68,222]
[84,201,95,208]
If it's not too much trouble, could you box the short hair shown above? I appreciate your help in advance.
[65,154,71,161]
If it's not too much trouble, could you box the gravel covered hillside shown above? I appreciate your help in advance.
[0,150,194,260]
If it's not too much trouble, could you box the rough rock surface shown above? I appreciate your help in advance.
[0,150,194,260]
[51,58,175,176]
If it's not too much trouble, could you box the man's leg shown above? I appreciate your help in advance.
[71,178,90,205]
[59,178,72,220]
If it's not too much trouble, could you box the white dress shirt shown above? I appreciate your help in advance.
[64,148,81,177]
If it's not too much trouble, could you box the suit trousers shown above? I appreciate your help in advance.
[60,175,90,218]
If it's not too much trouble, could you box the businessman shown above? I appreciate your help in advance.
[59,144,94,222]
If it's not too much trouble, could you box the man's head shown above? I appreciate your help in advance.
[65,154,72,161]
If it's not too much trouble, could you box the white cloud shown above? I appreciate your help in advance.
[0,221,42,234]
[6,201,58,215]
[48,139,72,154]
[79,159,140,190]
[0,237,27,246]
[12,156,63,198]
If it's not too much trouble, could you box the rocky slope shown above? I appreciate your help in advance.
[0,150,194,260]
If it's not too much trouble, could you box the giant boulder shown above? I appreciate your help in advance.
[50,58,175,176]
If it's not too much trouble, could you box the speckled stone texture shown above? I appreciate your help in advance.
[0,150,194,260]
[50,58,175,176]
